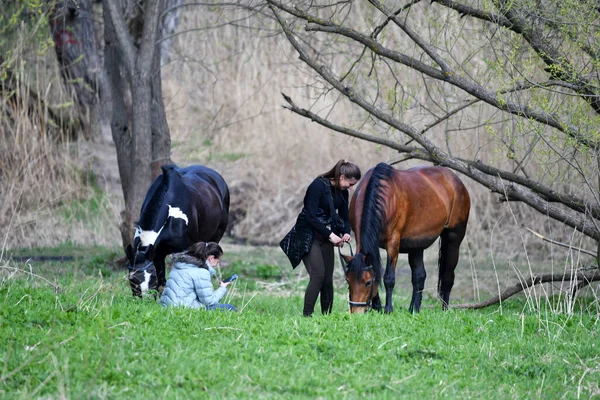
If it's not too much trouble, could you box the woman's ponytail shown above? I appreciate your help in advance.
[320,159,361,189]
[186,241,223,263]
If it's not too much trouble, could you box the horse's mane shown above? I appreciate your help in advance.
[138,164,178,229]
[348,162,393,283]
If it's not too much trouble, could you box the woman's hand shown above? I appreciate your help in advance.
[341,233,352,243]
[220,281,232,288]
[329,233,344,247]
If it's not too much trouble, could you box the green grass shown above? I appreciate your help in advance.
[1,246,600,399]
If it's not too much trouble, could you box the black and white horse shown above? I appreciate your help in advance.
[126,164,230,296]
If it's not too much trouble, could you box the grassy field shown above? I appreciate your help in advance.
[1,243,600,399]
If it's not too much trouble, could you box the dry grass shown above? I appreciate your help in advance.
[0,39,120,248]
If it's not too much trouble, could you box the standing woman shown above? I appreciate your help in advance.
[280,159,361,316]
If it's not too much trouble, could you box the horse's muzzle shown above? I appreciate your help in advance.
[128,262,157,297]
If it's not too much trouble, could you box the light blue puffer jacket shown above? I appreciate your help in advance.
[159,253,227,309]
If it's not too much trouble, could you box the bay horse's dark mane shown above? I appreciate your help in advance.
[138,164,177,229]
[348,162,393,283]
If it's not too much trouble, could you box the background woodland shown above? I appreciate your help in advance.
[2,0,599,275]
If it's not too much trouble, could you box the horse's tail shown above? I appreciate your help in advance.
[359,162,393,283]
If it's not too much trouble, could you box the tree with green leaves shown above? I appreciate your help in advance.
[265,0,600,301]
[266,0,600,254]
[1,0,82,137]
[1,0,175,248]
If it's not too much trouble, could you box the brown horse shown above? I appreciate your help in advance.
[340,163,470,314]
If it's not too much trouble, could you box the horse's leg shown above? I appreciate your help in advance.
[408,250,426,313]
[372,292,382,312]
[438,226,466,310]
[383,242,400,314]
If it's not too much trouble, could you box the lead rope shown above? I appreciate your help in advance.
[337,242,354,269]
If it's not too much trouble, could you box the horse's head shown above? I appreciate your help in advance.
[125,242,157,297]
[340,249,380,314]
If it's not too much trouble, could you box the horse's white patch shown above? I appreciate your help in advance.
[136,225,164,247]
[139,270,152,294]
[133,205,186,247]
[167,205,189,225]
[137,230,159,247]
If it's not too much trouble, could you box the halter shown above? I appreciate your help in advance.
[338,244,376,311]
[347,268,375,310]
[128,261,154,273]
[128,260,156,296]
[128,238,156,274]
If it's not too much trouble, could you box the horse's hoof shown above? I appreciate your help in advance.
[408,304,420,314]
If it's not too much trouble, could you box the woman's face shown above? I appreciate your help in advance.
[339,174,358,190]
[206,255,220,267]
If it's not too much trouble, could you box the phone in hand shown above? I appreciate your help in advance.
[222,274,238,283]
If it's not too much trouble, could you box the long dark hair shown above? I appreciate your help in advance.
[319,159,361,189]
[186,242,223,263]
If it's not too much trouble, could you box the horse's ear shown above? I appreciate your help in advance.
[125,245,134,263]
[161,164,175,175]
[146,244,155,261]
[363,253,373,266]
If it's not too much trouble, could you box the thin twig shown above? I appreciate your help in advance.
[526,228,596,257]
[0,265,62,291]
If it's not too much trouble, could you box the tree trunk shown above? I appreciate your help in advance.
[102,2,134,247]
[150,2,172,179]
[130,71,154,225]
[150,50,172,178]
[48,0,101,138]
[103,0,167,249]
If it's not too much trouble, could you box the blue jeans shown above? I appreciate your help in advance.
[206,303,237,311]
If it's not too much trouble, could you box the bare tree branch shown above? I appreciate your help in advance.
[161,1,272,19]
[281,92,431,159]
[434,0,600,113]
[103,0,137,76]
[371,0,423,39]
[269,0,597,150]
[368,0,452,72]
[137,0,161,77]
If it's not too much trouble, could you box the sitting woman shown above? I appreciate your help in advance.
[159,242,236,311]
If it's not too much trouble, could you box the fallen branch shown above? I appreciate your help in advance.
[451,269,600,309]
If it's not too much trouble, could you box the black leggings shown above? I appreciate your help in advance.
[302,236,334,316]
